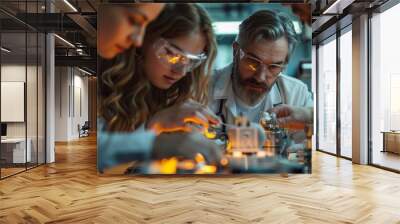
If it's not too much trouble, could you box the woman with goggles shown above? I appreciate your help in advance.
[98,3,221,173]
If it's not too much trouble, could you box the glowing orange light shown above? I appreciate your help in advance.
[226,140,232,153]
[249,64,257,72]
[179,160,196,170]
[195,153,205,163]
[150,123,191,135]
[195,165,217,174]
[160,157,177,174]
[220,158,229,166]
[204,128,216,139]
[168,55,181,64]
[183,118,208,128]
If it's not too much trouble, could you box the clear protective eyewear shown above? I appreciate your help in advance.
[153,38,207,73]
[238,47,286,77]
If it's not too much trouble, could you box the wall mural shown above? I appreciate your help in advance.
[97,3,313,175]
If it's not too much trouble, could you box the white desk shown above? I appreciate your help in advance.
[1,138,31,163]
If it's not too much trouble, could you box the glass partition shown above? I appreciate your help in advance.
[0,1,46,179]
[1,31,28,177]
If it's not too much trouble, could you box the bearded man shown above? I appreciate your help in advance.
[208,9,313,128]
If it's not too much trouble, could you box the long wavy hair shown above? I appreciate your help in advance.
[99,3,217,132]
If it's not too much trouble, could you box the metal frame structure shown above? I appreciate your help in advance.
[0,0,47,180]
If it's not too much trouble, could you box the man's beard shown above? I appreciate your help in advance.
[235,77,268,105]
[232,62,275,106]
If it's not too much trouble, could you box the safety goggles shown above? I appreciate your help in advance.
[238,47,286,77]
[153,38,207,73]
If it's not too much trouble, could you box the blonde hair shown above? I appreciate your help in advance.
[99,3,217,132]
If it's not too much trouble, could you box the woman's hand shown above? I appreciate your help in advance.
[147,100,221,135]
[152,132,222,164]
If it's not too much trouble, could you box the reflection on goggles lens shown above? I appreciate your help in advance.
[239,48,285,76]
[154,38,207,72]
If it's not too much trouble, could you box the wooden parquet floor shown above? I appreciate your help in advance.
[1,135,400,224]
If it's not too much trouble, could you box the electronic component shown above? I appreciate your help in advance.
[227,114,259,154]
[260,112,290,158]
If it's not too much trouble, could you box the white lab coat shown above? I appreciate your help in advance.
[208,64,313,125]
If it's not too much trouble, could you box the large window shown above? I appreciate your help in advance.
[317,36,337,154]
[371,3,400,171]
[339,28,352,158]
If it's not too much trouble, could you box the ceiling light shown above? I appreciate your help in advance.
[63,0,78,12]
[322,0,355,15]
[54,34,75,48]
[77,67,93,76]
[1,47,11,53]
[292,21,302,34]
[213,21,241,35]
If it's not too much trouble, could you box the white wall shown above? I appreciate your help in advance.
[1,64,46,164]
[55,67,69,141]
[54,67,89,141]
[1,65,26,139]
[0,65,41,138]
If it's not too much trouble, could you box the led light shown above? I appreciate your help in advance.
[204,128,216,139]
[77,67,93,76]
[233,151,243,158]
[178,160,196,170]
[54,34,75,48]
[323,0,342,14]
[63,0,78,12]
[322,0,355,15]
[195,153,205,163]
[292,21,302,34]
[1,47,11,53]
[220,158,229,166]
[195,165,217,174]
[257,151,267,157]
[214,21,302,35]
[213,21,241,35]
[160,157,178,174]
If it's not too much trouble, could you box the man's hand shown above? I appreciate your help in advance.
[147,100,221,135]
[268,104,313,126]
[152,132,222,165]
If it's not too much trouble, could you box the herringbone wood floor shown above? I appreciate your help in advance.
[1,135,400,224]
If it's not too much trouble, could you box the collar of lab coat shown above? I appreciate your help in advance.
[212,64,234,100]
[211,63,284,120]
[211,64,238,118]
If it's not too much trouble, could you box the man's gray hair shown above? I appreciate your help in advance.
[237,10,298,60]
